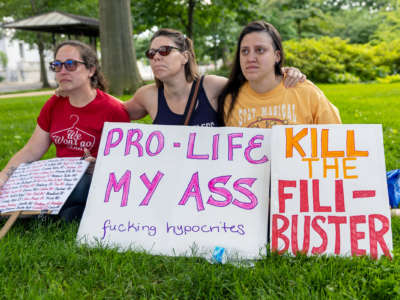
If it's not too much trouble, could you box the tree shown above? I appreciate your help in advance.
[328,9,381,43]
[0,51,7,69]
[29,0,50,87]
[372,8,400,42]
[99,0,143,95]
[269,0,324,40]
[319,0,397,12]
[131,0,201,39]
[131,0,258,67]
[259,0,397,44]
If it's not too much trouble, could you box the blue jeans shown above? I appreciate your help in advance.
[59,173,92,222]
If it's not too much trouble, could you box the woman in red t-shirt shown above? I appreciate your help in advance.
[0,40,130,221]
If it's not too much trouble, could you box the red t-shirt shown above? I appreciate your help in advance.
[37,89,130,158]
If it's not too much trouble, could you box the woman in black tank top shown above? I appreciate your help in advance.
[122,28,305,126]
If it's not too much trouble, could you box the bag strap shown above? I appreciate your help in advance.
[184,75,203,125]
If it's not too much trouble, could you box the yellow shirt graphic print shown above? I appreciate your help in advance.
[224,81,341,128]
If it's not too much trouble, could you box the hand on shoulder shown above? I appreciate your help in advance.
[203,75,228,109]
[282,67,306,88]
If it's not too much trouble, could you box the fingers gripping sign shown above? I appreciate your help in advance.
[82,148,96,174]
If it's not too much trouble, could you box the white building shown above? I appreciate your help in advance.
[0,35,54,83]
[0,36,156,84]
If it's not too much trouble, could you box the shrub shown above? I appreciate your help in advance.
[328,72,360,83]
[377,74,400,84]
[283,37,400,83]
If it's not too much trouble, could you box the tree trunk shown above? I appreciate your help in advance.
[296,19,302,40]
[187,0,196,39]
[37,34,50,88]
[31,0,50,88]
[99,0,143,96]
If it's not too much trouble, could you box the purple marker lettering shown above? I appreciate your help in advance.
[228,133,243,161]
[178,172,205,211]
[166,223,184,235]
[146,131,164,156]
[102,219,111,239]
[104,170,131,207]
[232,178,258,210]
[237,224,245,235]
[222,222,231,232]
[245,135,268,164]
[127,221,139,232]
[139,171,165,206]
[207,175,232,207]
[187,133,209,160]
[212,134,220,160]
[104,128,123,156]
[184,225,192,234]
[201,225,210,232]
[125,129,143,157]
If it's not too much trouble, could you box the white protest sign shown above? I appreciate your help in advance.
[77,123,271,260]
[0,157,88,214]
[270,125,393,258]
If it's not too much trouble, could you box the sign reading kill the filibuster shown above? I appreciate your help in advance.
[77,123,271,259]
[270,125,392,259]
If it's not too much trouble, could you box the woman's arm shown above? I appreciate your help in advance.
[123,84,158,120]
[0,125,51,188]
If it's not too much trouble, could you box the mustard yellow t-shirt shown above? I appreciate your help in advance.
[224,80,341,128]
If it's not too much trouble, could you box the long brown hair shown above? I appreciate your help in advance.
[217,21,285,125]
[149,29,199,87]
[54,40,108,91]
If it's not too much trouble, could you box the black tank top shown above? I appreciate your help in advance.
[153,77,219,126]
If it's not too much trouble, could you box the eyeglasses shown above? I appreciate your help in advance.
[145,45,181,59]
[49,59,86,72]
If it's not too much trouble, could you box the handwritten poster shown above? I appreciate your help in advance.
[0,158,88,214]
[77,123,271,260]
[270,125,393,258]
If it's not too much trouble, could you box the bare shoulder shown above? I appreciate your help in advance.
[124,83,158,120]
[203,75,227,94]
[202,75,228,107]
[127,83,157,107]
[135,83,158,101]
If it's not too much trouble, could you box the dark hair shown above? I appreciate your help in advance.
[149,28,199,87]
[54,40,108,91]
[217,21,285,125]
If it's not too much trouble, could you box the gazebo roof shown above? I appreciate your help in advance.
[2,11,99,37]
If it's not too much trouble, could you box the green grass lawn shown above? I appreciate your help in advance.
[0,82,400,298]
[320,82,400,171]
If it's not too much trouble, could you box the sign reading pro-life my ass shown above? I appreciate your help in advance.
[77,123,271,259]
[270,125,392,258]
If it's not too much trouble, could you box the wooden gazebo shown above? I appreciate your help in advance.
[2,11,99,49]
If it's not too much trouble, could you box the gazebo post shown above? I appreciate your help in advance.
[90,36,97,51]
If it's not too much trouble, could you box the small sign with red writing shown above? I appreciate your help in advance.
[0,158,88,214]
[270,125,392,259]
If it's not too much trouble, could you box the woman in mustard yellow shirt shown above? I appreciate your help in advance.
[219,21,341,128]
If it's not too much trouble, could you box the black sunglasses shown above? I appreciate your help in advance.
[49,59,86,72]
[145,45,181,59]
